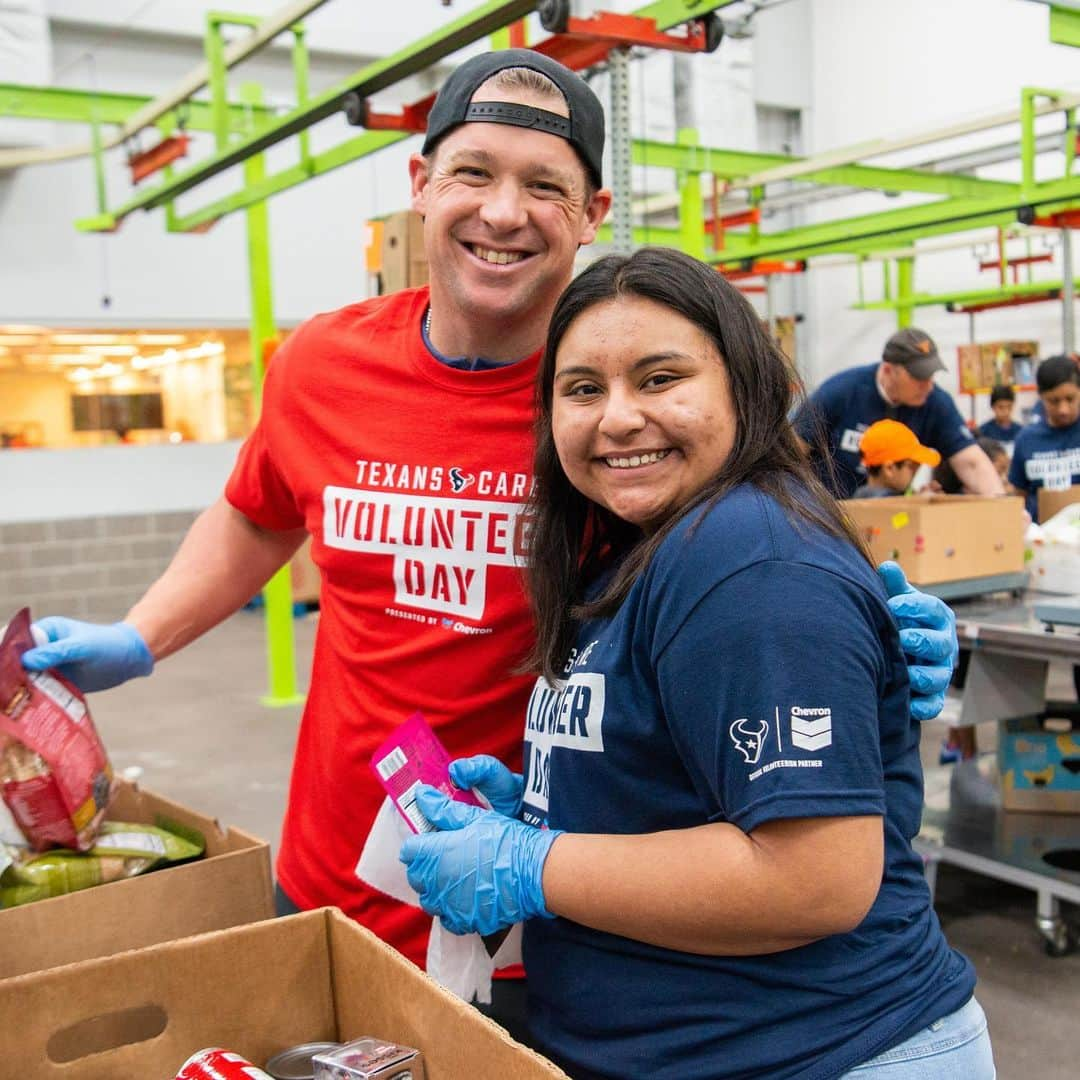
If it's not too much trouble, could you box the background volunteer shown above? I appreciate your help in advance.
[979,384,1023,453]
[1010,353,1080,521]
[795,327,1004,499]
[852,419,941,498]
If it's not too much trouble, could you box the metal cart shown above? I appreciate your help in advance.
[914,594,1080,955]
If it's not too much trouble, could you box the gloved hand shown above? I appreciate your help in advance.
[20,616,154,693]
[449,755,523,818]
[400,786,562,936]
[878,562,958,722]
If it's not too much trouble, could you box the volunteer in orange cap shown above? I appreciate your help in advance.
[852,419,942,499]
[794,327,1003,500]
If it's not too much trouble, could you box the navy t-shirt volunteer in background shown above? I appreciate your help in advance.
[794,327,1002,499]
[1010,354,1080,521]
[978,384,1023,453]
[400,250,991,1080]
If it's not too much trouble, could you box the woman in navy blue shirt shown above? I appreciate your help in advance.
[401,249,991,1079]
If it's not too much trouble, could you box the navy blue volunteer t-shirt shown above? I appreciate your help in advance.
[794,364,975,497]
[521,485,974,1080]
[978,418,1023,453]
[1009,417,1080,520]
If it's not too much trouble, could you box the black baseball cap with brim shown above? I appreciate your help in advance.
[882,327,947,380]
[421,49,605,188]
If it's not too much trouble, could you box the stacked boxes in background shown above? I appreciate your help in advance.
[378,210,428,294]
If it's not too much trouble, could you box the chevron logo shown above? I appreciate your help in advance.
[790,706,832,751]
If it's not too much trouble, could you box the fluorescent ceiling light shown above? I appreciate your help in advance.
[51,333,125,345]
[135,333,188,345]
[0,335,43,345]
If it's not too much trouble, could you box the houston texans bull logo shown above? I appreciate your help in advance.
[730,717,769,765]
[449,467,475,494]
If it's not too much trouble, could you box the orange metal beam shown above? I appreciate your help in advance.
[353,12,714,134]
[128,134,190,183]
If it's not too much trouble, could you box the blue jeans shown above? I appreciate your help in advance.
[839,997,995,1078]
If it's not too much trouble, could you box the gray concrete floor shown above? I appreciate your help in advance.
[91,609,1079,1078]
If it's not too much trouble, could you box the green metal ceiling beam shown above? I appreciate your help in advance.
[709,176,1080,263]
[1050,5,1080,47]
[76,0,538,230]
[159,129,411,234]
[632,138,1018,199]
[635,0,740,31]
[71,0,744,232]
[852,277,1080,312]
[0,82,272,133]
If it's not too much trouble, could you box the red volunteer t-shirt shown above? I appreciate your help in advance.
[226,287,539,970]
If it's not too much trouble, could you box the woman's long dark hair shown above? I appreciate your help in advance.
[527,247,870,683]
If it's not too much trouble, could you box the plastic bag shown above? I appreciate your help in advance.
[0,608,114,851]
[1026,503,1080,594]
[0,820,204,907]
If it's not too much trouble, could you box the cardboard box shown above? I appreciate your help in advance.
[1037,484,1080,524]
[0,908,568,1079]
[842,494,1026,585]
[380,210,428,294]
[999,711,1080,813]
[0,779,273,980]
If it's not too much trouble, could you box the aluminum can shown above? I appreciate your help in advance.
[265,1042,343,1079]
[175,1047,275,1079]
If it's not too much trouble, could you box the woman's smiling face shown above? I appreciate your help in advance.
[551,295,737,532]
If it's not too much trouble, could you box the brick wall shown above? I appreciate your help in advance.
[0,511,198,623]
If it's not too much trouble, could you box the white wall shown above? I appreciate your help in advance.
[805,0,1080,424]
[1,440,241,522]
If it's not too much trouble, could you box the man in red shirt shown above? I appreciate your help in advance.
[21,50,955,1033]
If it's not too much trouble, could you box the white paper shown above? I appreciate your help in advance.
[354,797,524,1003]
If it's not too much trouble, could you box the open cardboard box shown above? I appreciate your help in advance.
[0,907,568,1079]
[0,779,273,980]
[1037,484,1080,524]
[842,494,1025,586]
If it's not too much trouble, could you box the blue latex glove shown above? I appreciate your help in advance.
[449,755,523,818]
[878,561,958,722]
[20,616,154,693]
[400,786,561,936]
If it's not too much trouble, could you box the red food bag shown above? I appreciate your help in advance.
[0,608,113,851]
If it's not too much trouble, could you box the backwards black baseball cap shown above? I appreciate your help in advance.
[421,49,605,188]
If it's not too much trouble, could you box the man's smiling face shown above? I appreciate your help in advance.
[410,84,607,349]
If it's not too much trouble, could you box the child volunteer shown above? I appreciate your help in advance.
[399,248,993,1080]
[1010,354,1080,521]
[979,384,1022,453]
[851,418,940,498]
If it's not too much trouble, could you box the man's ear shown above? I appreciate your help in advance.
[578,186,613,247]
[408,153,430,216]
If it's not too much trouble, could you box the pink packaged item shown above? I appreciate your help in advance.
[370,712,482,834]
[0,608,113,852]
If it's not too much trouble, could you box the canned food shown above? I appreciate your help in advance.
[312,1038,424,1080]
[265,1042,343,1080]
[175,1047,274,1079]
